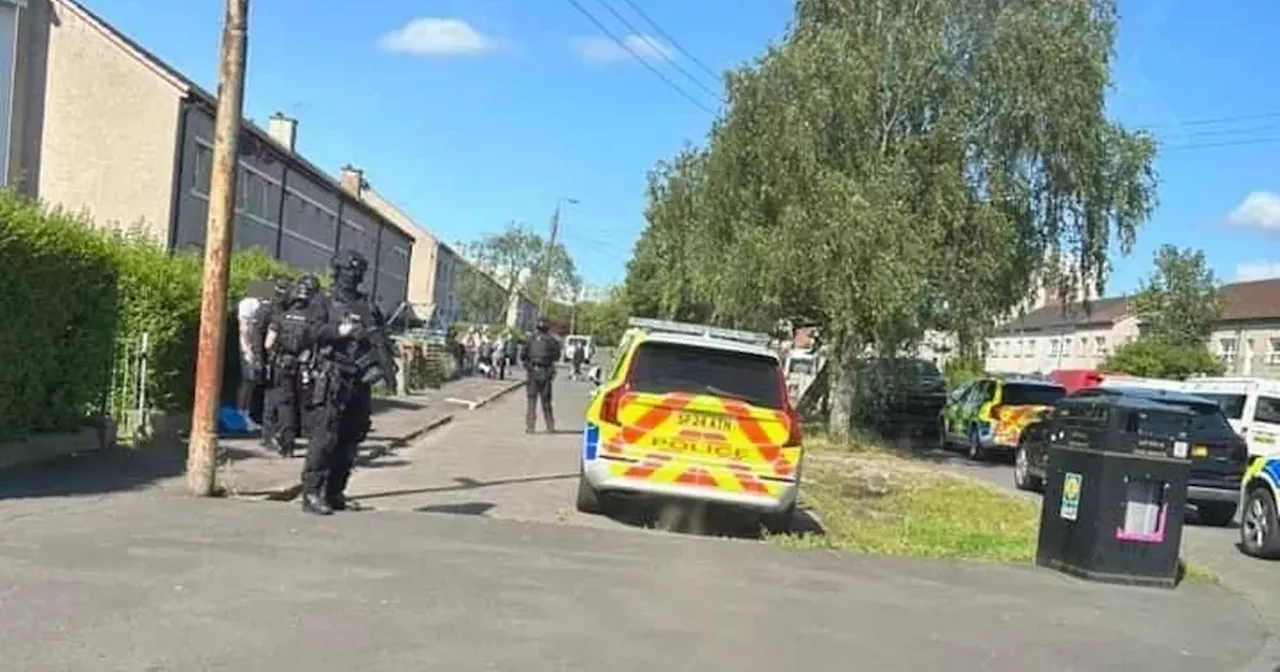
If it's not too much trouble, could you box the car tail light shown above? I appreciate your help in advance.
[775,364,803,447]
[600,384,627,426]
[783,407,803,447]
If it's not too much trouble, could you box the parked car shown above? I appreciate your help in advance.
[1014,386,1247,527]
[1240,455,1280,558]
[857,357,948,436]
[939,377,1066,461]
[1183,376,1280,461]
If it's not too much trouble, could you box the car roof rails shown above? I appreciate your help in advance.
[627,317,772,347]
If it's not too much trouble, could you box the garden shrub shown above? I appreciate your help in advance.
[0,192,305,439]
[0,194,119,440]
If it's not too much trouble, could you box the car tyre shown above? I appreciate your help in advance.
[1240,486,1280,559]
[1196,501,1237,527]
[1013,443,1042,493]
[966,426,986,462]
[575,470,606,515]
[762,502,797,535]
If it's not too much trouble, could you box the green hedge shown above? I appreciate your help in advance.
[0,197,119,440]
[0,192,301,440]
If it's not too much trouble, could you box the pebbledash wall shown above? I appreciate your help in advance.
[10,0,412,313]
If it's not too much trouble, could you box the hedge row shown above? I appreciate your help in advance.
[0,191,298,441]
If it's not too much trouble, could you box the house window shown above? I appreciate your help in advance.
[1095,337,1107,357]
[1220,338,1238,364]
[1049,339,1060,357]
[192,143,213,194]
[1268,338,1280,365]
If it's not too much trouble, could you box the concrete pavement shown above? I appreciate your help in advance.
[0,482,1269,671]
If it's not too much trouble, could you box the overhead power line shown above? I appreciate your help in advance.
[1161,136,1280,152]
[612,0,723,83]
[1133,110,1280,131]
[563,0,717,115]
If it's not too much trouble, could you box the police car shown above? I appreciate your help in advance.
[578,318,802,532]
[1241,456,1280,559]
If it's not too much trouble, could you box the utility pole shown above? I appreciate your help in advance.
[538,197,577,314]
[187,0,250,496]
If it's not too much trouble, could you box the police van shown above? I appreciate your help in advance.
[1182,377,1280,460]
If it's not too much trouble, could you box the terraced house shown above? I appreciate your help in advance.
[4,0,415,312]
[986,278,1280,379]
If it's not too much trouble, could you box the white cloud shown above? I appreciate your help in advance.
[378,18,497,57]
[570,34,673,63]
[1227,191,1280,231]
[1236,261,1280,282]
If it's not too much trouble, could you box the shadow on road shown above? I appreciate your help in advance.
[601,497,826,541]
[352,472,579,502]
[0,441,262,501]
[415,501,495,516]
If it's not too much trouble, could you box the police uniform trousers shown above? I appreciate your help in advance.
[526,363,555,432]
[301,366,373,504]
[264,356,303,448]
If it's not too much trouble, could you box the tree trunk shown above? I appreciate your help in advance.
[826,333,858,441]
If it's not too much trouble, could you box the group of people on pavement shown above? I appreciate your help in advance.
[457,328,518,380]
[234,250,398,516]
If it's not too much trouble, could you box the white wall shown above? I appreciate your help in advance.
[984,316,1140,374]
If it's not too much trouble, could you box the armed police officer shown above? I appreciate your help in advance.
[521,317,561,433]
[299,250,398,515]
[246,278,290,437]
[261,275,322,458]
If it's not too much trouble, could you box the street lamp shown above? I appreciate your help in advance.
[539,197,578,313]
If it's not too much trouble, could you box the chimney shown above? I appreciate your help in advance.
[339,164,365,197]
[266,112,297,152]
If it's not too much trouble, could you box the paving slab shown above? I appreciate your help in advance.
[0,491,1268,671]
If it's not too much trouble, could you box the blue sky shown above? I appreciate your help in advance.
[83,0,1280,297]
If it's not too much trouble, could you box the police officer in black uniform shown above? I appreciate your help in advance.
[249,278,290,442]
[521,317,561,433]
[299,250,398,515]
[262,274,321,458]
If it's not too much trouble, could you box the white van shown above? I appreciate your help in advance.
[1182,377,1280,459]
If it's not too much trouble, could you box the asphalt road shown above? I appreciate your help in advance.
[907,439,1280,621]
[0,373,1273,670]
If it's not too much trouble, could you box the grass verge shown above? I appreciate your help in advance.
[770,438,1216,582]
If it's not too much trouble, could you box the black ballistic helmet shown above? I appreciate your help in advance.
[292,274,319,301]
[535,317,551,332]
[331,249,369,274]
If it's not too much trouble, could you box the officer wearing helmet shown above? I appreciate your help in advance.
[298,249,398,515]
[248,277,291,441]
[261,274,322,458]
[521,316,561,433]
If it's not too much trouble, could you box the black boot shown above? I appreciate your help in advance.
[277,439,295,459]
[300,473,332,515]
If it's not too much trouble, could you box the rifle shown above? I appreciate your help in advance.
[341,300,400,389]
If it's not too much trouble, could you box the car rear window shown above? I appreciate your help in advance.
[628,341,785,410]
[1183,402,1236,435]
[1195,393,1247,420]
[1002,383,1065,406]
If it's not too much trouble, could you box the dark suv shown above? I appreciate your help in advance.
[1014,385,1248,527]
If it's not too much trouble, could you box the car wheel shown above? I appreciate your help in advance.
[1196,501,1237,527]
[575,469,606,515]
[1013,444,1042,493]
[761,502,797,534]
[1240,486,1280,559]
[966,427,986,462]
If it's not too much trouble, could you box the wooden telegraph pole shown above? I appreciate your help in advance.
[187,0,250,496]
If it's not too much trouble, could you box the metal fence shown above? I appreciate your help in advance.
[104,332,152,442]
